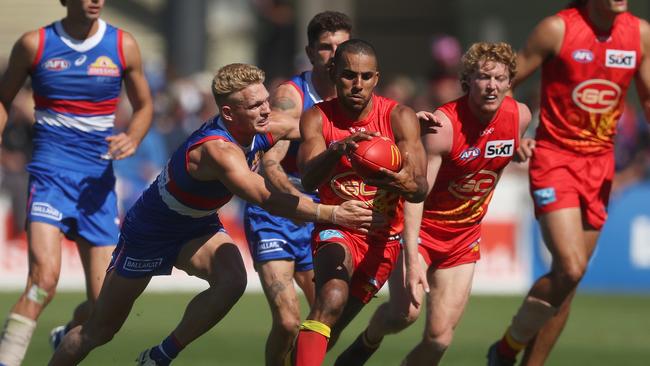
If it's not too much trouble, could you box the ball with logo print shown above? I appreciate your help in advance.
[348,136,402,179]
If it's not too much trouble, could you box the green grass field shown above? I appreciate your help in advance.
[1,291,649,365]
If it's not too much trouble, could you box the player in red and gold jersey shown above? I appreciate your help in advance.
[293,39,427,366]
[489,1,650,365]
[335,42,531,366]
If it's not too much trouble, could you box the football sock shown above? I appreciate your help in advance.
[294,320,330,366]
[149,333,184,365]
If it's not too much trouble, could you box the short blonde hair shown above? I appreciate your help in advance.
[212,63,265,107]
[460,42,517,93]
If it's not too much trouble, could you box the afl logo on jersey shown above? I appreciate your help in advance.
[459,147,481,161]
[448,170,498,201]
[572,79,622,113]
[87,56,120,77]
[43,58,70,71]
[572,49,594,63]
[605,49,636,69]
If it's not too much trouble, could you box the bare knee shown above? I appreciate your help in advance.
[80,323,119,348]
[421,326,454,353]
[383,302,421,333]
[216,274,247,300]
[275,314,301,337]
[553,259,588,289]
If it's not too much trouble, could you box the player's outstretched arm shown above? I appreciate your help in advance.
[513,15,564,89]
[635,19,650,122]
[0,31,38,145]
[297,107,375,191]
[197,140,378,231]
[260,83,308,196]
[365,105,428,202]
[106,31,153,160]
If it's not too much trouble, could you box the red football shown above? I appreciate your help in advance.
[349,136,402,179]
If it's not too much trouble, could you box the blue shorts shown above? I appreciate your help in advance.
[244,203,314,272]
[26,166,118,245]
[108,190,226,278]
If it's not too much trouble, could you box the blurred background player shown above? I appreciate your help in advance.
[335,42,531,366]
[242,11,352,366]
[0,0,153,365]
[48,63,377,366]
[488,0,650,365]
[293,39,428,366]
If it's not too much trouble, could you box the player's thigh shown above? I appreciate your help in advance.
[175,231,246,284]
[258,260,300,315]
[294,269,316,307]
[26,221,64,286]
[424,262,475,335]
[538,207,591,269]
[75,237,114,299]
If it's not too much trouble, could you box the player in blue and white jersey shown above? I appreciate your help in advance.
[0,1,153,364]
[242,11,352,366]
[48,63,378,366]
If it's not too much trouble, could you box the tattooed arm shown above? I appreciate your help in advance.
[262,82,310,196]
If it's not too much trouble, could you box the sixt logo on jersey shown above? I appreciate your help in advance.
[43,58,70,71]
[87,56,120,76]
[459,147,481,161]
[605,49,636,69]
[484,139,514,158]
[572,49,594,63]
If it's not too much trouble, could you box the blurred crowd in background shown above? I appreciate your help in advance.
[1,29,649,241]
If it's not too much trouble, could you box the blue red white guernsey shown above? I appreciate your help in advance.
[244,71,320,270]
[29,19,125,175]
[109,116,274,277]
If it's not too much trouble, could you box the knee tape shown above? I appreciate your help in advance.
[26,284,48,305]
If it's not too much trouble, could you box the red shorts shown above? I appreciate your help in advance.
[417,222,481,269]
[312,228,401,304]
[529,142,614,230]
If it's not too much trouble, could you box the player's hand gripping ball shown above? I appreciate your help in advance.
[348,136,402,179]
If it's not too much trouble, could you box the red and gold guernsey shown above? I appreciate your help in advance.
[538,7,641,154]
[422,95,520,233]
[317,94,403,240]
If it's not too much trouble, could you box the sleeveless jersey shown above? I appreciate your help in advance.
[280,71,322,182]
[29,19,125,174]
[422,95,520,229]
[316,94,403,239]
[149,116,273,219]
[538,8,641,154]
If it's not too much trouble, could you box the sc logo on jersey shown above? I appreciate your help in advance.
[448,170,498,201]
[572,79,621,113]
[484,140,514,158]
[605,49,636,69]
